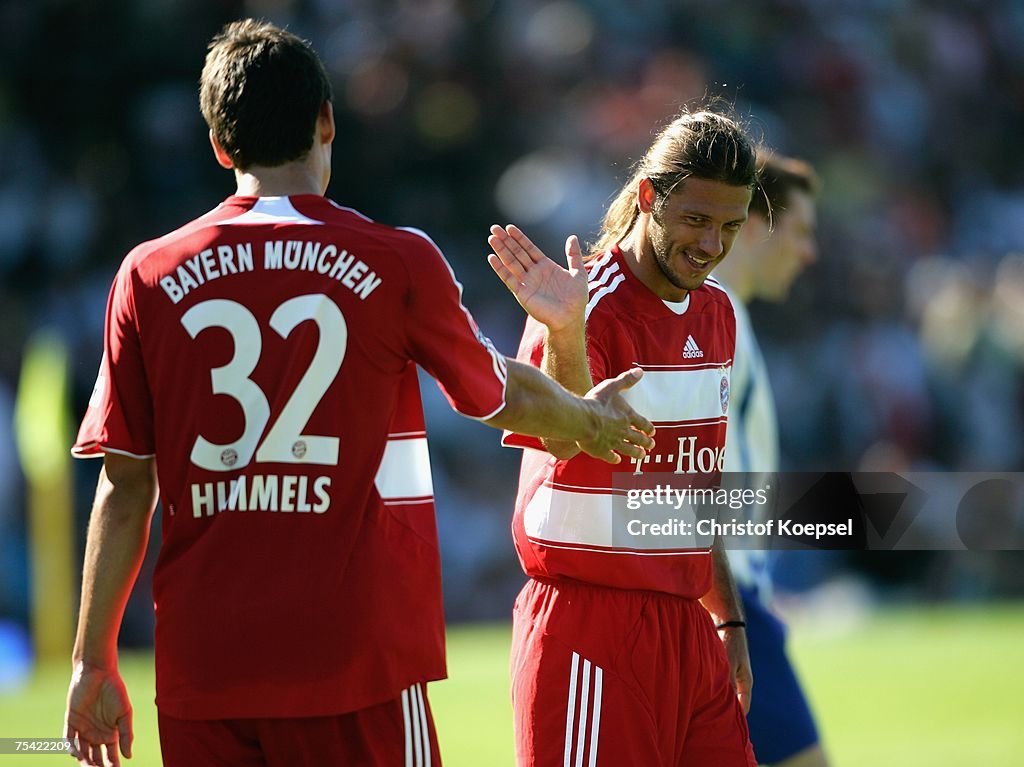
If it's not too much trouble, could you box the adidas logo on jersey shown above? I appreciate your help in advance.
[682,335,704,359]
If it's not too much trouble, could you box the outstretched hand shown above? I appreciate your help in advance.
[489,224,655,465]
[488,224,589,333]
[577,368,656,463]
[64,663,133,767]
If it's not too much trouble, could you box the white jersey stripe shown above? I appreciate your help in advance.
[402,688,414,767]
[585,274,626,320]
[588,666,603,767]
[587,261,620,293]
[382,497,434,506]
[71,444,156,460]
[485,335,509,385]
[623,367,728,423]
[215,196,325,226]
[703,276,728,296]
[526,485,613,548]
[467,398,508,423]
[326,199,375,222]
[545,480,623,494]
[525,485,712,551]
[638,361,732,370]
[643,418,729,429]
[564,652,580,767]
[585,260,610,290]
[415,684,432,767]
[575,659,592,767]
[529,538,711,556]
[584,250,615,275]
[410,683,423,767]
[375,437,434,501]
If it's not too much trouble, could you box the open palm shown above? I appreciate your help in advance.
[487,224,588,333]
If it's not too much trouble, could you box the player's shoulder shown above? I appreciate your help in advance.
[583,251,631,323]
[317,199,444,257]
[111,207,231,292]
[695,276,738,322]
[700,275,735,309]
[120,203,229,271]
[119,197,444,279]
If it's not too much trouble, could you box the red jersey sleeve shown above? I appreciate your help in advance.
[401,227,507,420]
[73,257,156,458]
[501,315,611,450]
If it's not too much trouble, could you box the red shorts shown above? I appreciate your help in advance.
[511,578,756,767]
[158,684,441,767]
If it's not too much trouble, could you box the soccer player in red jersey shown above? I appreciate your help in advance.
[62,20,653,767]
[491,109,760,766]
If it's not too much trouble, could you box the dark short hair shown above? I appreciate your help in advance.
[199,19,333,170]
[749,150,819,222]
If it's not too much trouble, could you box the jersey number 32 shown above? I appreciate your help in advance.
[181,293,345,471]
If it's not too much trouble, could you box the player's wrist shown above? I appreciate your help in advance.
[715,620,747,631]
[575,398,603,453]
[72,638,120,672]
[544,318,586,349]
[71,657,119,678]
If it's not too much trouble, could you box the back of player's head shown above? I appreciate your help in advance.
[593,105,759,257]
[749,150,819,226]
[200,19,333,171]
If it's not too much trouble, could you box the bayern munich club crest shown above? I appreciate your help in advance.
[720,373,730,414]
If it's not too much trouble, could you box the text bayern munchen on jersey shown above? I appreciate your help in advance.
[159,240,383,305]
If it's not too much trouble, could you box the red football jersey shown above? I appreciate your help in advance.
[74,195,507,719]
[503,245,735,599]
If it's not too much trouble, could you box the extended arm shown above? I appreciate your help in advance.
[485,359,652,464]
[699,543,753,713]
[65,453,158,766]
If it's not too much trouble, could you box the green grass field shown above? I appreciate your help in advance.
[2,603,1021,766]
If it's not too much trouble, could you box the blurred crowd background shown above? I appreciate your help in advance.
[1,0,1023,645]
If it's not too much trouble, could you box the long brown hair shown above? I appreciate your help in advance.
[591,108,759,258]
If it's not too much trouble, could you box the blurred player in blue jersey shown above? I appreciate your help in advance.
[714,151,830,767]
